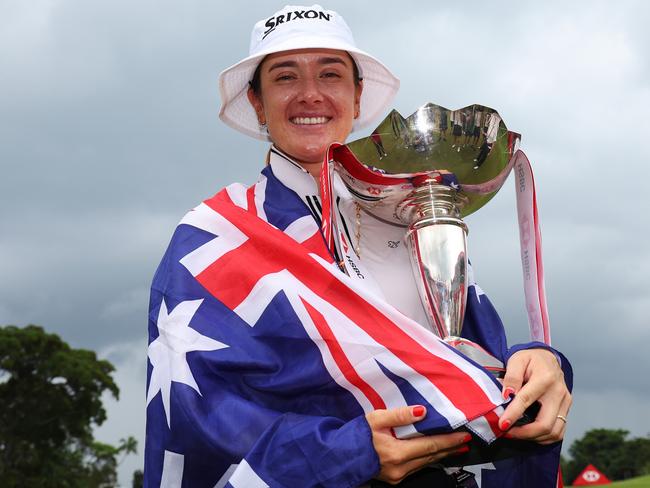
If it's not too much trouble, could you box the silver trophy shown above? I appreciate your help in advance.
[331,103,520,376]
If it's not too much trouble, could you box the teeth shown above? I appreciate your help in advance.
[291,116,329,125]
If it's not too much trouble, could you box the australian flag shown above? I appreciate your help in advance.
[144,165,571,487]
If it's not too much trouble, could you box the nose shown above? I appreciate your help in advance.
[296,77,324,104]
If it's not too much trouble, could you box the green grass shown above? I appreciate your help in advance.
[568,474,650,487]
[609,475,650,487]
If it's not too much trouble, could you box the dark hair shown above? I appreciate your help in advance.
[249,53,362,95]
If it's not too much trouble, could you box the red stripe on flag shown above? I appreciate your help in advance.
[302,298,386,410]
[482,409,502,438]
[246,185,257,217]
[195,236,283,311]
[217,188,235,206]
[198,195,498,420]
[301,232,335,263]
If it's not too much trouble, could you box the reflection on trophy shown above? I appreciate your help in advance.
[331,103,521,377]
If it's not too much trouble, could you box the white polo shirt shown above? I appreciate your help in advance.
[268,146,430,327]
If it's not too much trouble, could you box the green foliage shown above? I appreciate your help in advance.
[563,428,650,483]
[132,469,144,488]
[0,325,137,487]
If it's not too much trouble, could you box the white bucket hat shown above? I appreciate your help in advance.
[218,4,400,141]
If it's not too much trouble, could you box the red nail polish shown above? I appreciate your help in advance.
[502,387,515,400]
[500,420,511,431]
[412,405,425,417]
[462,433,472,443]
[457,445,470,454]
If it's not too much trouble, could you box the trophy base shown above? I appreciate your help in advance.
[445,336,505,378]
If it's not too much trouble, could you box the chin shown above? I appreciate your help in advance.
[295,150,326,165]
[288,143,330,164]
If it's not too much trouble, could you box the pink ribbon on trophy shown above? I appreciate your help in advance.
[461,149,551,345]
[512,151,551,345]
[319,146,337,259]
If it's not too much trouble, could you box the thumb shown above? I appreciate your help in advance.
[366,405,427,430]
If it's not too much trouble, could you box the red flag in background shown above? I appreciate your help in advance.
[573,464,612,485]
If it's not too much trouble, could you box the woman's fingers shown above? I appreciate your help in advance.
[366,405,427,430]
[500,352,526,402]
[509,393,572,443]
[377,441,470,485]
[500,349,572,443]
[383,430,471,465]
[367,405,473,484]
[499,349,566,431]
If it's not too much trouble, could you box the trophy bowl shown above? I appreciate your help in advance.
[336,102,520,220]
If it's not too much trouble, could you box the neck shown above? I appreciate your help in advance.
[297,160,323,179]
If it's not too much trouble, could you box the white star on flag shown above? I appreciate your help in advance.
[464,462,496,487]
[473,283,486,303]
[467,264,486,303]
[147,298,228,427]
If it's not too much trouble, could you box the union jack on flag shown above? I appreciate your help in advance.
[144,166,568,487]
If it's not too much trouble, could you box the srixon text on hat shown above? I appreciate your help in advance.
[263,8,332,39]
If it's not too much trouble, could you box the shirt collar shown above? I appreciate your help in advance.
[268,146,319,197]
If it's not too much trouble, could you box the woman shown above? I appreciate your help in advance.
[145,5,572,487]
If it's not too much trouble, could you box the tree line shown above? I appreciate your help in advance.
[0,325,137,487]
[561,428,650,483]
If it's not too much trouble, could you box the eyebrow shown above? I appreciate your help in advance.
[266,56,349,72]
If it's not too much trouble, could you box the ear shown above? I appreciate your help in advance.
[354,80,363,119]
[247,87,266,125]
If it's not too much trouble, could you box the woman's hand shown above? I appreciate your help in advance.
[499,349,572,444]
[366,406,471,485]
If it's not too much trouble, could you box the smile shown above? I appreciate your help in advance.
[290,116,331,125]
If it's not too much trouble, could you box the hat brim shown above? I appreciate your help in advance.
[218,38,400,141]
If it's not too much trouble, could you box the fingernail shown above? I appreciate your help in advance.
[503,432,514,439]
[500,420,511,431]
[412,405,425,417]
[462,433,472,443]
[502,387,515,400]
[457,445,470,454]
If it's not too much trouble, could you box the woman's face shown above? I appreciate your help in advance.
[247,48,362,175]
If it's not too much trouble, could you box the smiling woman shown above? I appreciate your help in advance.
[246,49,362,176]
[144,4,572,488]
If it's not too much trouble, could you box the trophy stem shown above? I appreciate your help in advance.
[403,180,469,340]
[403,180,505,377]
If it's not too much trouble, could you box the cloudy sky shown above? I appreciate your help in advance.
[1,0,649,485]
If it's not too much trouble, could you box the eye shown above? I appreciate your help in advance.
[274,73,297,82]
[321,71,342,79]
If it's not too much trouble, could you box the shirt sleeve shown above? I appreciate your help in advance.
[223,414,378,488]
[461,278,573,392]
[506,342,574,392]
